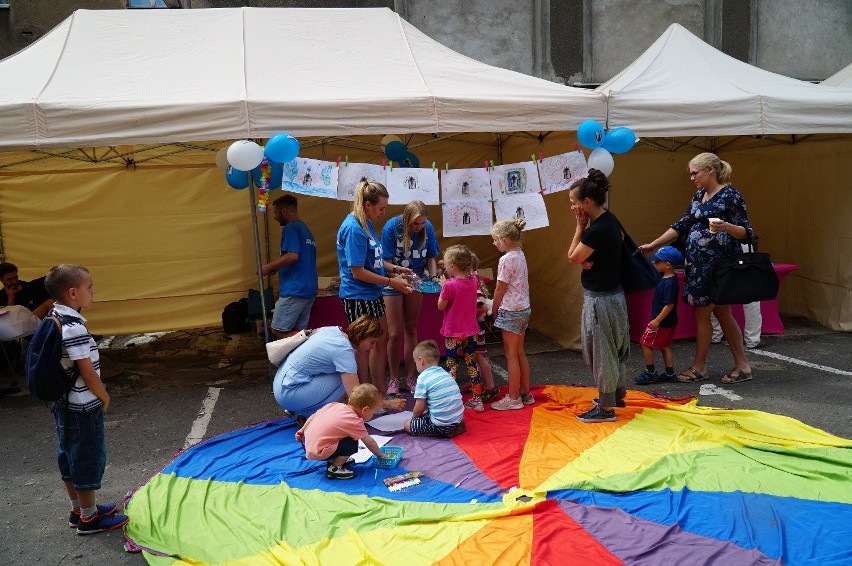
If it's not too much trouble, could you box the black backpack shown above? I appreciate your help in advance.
[222,298,251,334]
[25,311,80,402]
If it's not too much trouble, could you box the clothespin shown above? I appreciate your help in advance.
[538,152,544,163]
[445,162,449,173]
[432,161,436,171]
[382,158,387,170]
[390,161,394,172]
[575,144,581,153]
[345,155,349,165]
[484,160,489,171]
[489,160,494,169]
[530,154,536,163]
[336,155,342,168]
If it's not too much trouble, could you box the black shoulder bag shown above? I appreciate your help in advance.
[616,218,660,294]
[710,238,779,305]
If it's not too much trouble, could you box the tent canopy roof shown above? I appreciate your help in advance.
[0,7,606,152]
[597,24,852,137]
[822,62,852,87]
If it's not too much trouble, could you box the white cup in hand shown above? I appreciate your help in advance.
[708,217,721,233]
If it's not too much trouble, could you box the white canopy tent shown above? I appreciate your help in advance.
[0,7,606,152]
[822,62,852,87]
[596,24,852,137]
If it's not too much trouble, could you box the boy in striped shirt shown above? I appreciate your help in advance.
[404,340,466,438]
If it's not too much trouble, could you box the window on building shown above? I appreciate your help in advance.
[127,0,169,8]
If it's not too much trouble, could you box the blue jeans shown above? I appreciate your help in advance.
[53,405,106,491]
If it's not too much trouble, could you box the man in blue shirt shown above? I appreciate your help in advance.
[262,195,318,338]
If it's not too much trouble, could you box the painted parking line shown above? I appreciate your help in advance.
[749,349,852,376]
[183,387,223,449]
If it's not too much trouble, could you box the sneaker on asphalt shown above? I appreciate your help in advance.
[490,394,524,411]
[520,392,536,405]
[481,387,500,404]
[633,371,661,385]
[326,465,356,480]
[577,405,616,423]
[76,511,129,535]
[464,398,484,412]
[387,378,400,395]
[593,398,627,408]
[69,503,117,528]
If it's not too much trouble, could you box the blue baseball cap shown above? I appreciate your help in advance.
[653,246,683,264]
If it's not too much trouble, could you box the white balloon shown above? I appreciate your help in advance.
[214,147,230,172]
[587,147,615,176]
[227,140,264,171]
[380,134,402,147]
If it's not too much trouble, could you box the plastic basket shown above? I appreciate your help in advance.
[371,446,403,468]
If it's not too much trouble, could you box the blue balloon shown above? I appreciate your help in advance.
[252,159,283,190]
[577,120,606,149]
[384,140,407,161]
[265,133,300,163]
[226,166,249,190]
[399,150,420,168]
[602,127,637,154]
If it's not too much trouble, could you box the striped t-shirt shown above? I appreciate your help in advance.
[413,365,464,426]
[53,303,101,412]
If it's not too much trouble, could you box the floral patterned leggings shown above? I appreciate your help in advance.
[444,336,482,398]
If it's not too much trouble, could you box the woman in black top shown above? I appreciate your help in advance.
[567,169,629,423]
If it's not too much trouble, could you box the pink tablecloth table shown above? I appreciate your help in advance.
[626,263,799,342]
[307,292,444,349]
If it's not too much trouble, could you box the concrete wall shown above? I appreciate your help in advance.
[755,0,852,81]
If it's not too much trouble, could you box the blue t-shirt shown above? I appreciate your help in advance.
[413,365,464,426]
[279,220,318,299]
[336,213,384,300]
[276,328,357,389]
[651,275,679,328]
[381,215,440,273]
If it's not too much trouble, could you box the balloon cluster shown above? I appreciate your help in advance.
[576,120,637,176]
[216,133,300,212]
[382,135,420,168]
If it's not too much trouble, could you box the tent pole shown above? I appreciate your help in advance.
[248,177,270,344]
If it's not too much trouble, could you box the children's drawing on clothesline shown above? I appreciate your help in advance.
[538,150,589,194]
[494,192,549,230]
[489,162,541,197]
[386,168,440,205]
[440,168,493,201]
[442,199,494,237]
[337,162,387,201]
[282,158,338,199]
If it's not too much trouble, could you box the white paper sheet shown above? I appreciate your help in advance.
[352,434,393,464]
[366,410,413,432]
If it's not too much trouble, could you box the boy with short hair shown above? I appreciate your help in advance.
[43,264,128,535]
[403,340,465,438]
[634,247,683,385]
[295,383,391,480]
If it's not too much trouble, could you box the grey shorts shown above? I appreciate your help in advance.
[271,296,315,333]
[494,307,531,335]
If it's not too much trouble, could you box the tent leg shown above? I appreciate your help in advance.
[248,179,270,344]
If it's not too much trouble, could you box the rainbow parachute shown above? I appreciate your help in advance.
[125,386,852,565]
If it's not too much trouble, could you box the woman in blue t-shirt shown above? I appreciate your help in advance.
[273,316,405,421]
[336,181,413,396]
[381,200,440,395]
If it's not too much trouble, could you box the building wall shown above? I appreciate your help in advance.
[2,0,849,81]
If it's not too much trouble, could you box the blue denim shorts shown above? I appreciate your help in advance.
[271,295,315,333]
[53,405,106,491]
[494,307,531,335]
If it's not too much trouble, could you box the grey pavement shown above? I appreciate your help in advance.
[0,317,849,565]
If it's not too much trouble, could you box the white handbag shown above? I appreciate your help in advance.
[265,329,313,367]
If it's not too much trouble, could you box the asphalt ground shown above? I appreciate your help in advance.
[0,317,849,565]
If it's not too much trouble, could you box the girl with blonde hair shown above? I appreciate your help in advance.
[381,200,440,394]
[336,181,413,398]
[489,219,534,411]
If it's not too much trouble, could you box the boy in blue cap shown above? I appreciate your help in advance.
[635,246,683,385]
